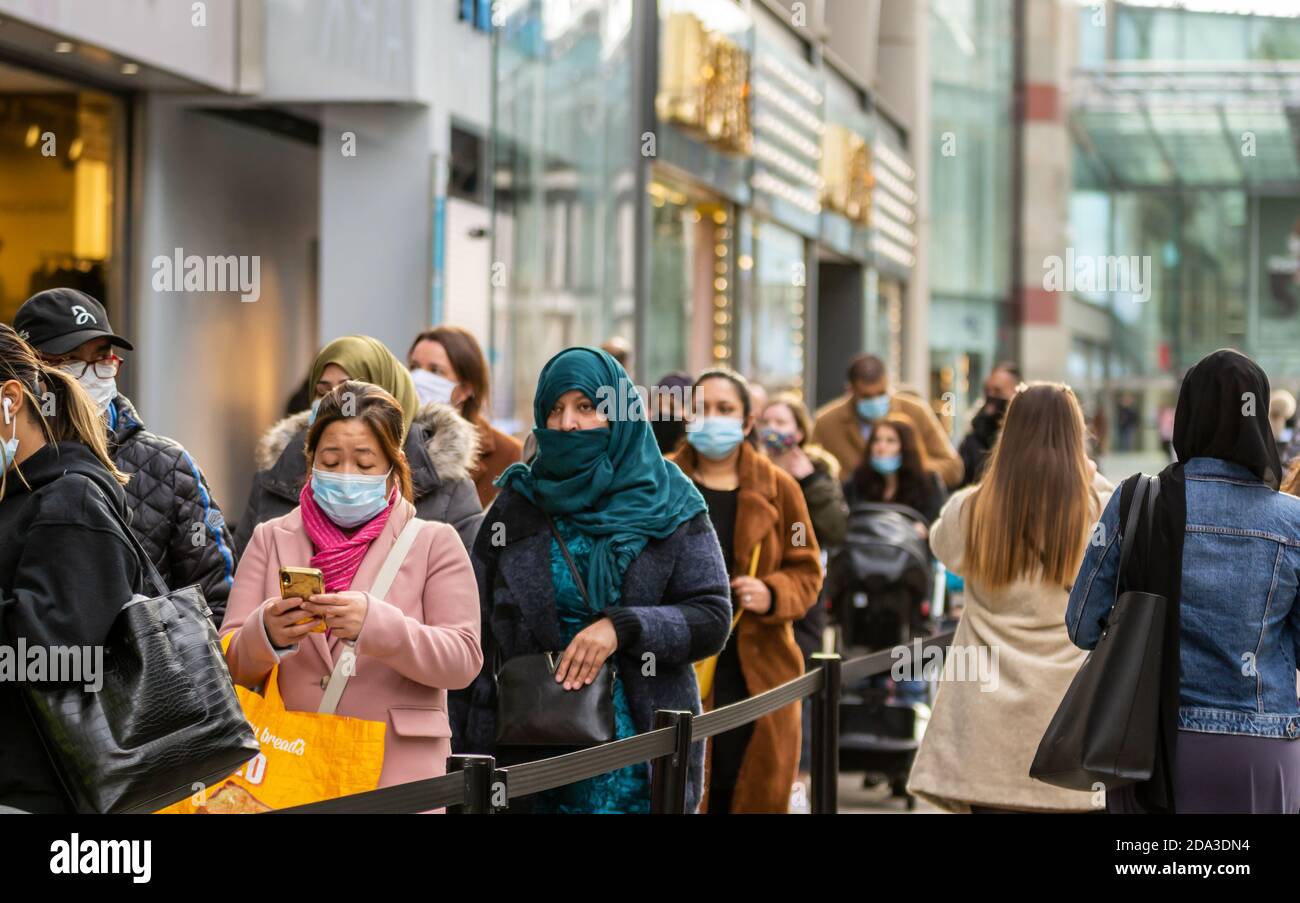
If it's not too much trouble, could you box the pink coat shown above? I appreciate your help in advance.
[220,499,483,796]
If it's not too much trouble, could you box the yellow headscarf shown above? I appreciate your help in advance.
[310,336,419,440]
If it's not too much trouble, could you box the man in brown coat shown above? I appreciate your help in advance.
[813,354,963,488]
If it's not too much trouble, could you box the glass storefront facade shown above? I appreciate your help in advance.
[927,0,1015,432]
[1069,2,1300,453]
[0,61,126,328]
[490,0,916,421]
[490,0,638,432]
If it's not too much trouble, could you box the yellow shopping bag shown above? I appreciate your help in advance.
[157,636,386,813]
[695,544,762,700]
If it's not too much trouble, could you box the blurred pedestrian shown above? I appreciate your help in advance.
[957,362,1020,488]
[15,288,236,624]
[844,415,946,532]
[601,336,632,373]
[758,392,845,798]
[746,381,769,449]
[0,324,143,813]
[455,348,729,813]
[909,383,1113,813]
[672,368,822,814]
[235,335,482,557]
[1270,389,1295,461]
[650,371,692,455]
[408,326,522,507]
[222,381,482,801]
[813,353,962,488]
[1070,350,1300,814]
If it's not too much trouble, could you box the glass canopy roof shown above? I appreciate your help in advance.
[1070,62,1300,188]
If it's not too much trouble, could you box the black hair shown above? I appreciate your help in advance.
[847,354,887,386]
[694,367,752,419]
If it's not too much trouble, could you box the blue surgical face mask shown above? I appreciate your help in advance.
[870,454,902,476]
[856,394,891,422]
[310,468,393,528]
[687,417,746,461]
[308,398,321,428]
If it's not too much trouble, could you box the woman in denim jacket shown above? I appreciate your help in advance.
[1068,349,1300,813]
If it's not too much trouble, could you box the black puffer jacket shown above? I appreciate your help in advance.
[234,401,483,557]
[108,395,235,625]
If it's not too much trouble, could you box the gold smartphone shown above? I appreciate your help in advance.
[279,566,326,633]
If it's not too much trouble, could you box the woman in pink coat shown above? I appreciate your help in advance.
[221,380,482,795]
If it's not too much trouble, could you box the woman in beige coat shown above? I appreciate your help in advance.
[222,381,482,795]
[907,382,1113,813]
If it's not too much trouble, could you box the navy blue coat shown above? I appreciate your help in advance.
[450,487,731,812]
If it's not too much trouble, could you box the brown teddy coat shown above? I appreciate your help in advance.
[672,442,824,813]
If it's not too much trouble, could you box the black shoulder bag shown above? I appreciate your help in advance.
[21,490,258,814]
[1030,474,1168,791]
[494,513,617,747]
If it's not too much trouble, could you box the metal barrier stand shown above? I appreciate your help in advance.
[810,653,843,815]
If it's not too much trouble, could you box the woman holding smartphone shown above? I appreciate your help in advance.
[221,381,482,796]
[455,347,731,814]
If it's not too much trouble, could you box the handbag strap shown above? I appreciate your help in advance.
[92,485,169,598]
[317,518,422,715]
[1118,475,1158,591]
[542,510,595,614]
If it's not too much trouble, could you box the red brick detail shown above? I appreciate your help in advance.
[1024,83,1059,122]
[1021,287,1060,325]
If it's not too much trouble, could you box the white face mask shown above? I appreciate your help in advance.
[58,363,117,414]
[411,368,458,407]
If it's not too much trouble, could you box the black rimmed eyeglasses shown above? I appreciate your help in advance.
[58,355,123,379]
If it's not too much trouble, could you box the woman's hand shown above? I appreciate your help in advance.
[555,618,618,690]
[775,447,814,480]
[301,592,370,642]
[731,576,773,614]
[264,596,321,648]
[913,521,929,540]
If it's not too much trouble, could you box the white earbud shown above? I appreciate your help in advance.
[2,396,11,426]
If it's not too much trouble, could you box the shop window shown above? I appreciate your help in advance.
[0,66,125,327]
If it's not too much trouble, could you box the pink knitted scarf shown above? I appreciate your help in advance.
[299,481,398,593]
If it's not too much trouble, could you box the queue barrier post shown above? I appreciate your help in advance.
[447,754,496,814]
[649,710,693,814]
[810,653,842,815]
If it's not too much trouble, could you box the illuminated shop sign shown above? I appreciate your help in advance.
[656,11,754,156]
[821,124,873,226]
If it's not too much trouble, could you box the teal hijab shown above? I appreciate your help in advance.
[497,347,706,606]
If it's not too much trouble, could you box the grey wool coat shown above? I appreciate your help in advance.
[233,401,484,557]
[450,487,732,813]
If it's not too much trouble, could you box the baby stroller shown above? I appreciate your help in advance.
[825,502,937,809]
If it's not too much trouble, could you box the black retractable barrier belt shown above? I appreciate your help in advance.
[503,727,677,798]
[841,630,955,684]
[694,669,822,740]
[263,632,957,813]
[270,770,464,814]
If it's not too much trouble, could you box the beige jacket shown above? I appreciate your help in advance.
[906,472,1114,813]
[812,393,963,488]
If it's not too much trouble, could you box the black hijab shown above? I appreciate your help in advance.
[1172,349,1281,487]
[1114,349,1277,813]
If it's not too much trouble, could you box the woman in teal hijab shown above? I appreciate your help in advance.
[497,346,707,605]
[463,347,731,813]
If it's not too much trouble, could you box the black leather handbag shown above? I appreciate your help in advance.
[22,491,258,814]
[1030,475,1167,791]
[494,514,616,748]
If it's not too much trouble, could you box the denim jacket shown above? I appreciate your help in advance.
[1067,457,1300,739]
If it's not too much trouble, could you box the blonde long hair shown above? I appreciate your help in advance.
[961,382,1095,590]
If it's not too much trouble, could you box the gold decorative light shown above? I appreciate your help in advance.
[656,12,753,156]
[821,124,874,226]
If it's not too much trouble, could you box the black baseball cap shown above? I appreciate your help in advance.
[13,288,134,356]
